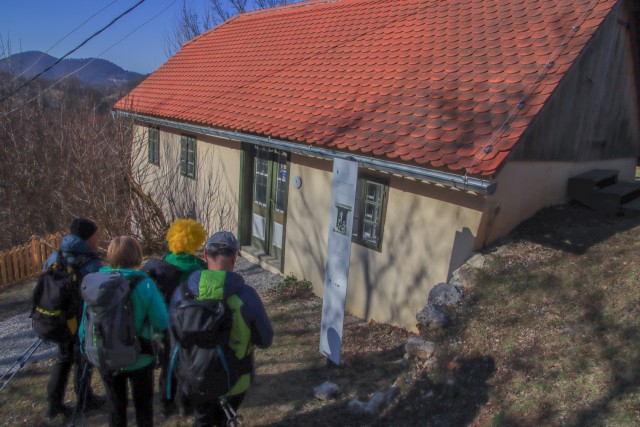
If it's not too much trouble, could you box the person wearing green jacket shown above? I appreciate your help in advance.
[161,219,207,416]
[80,236,168,427]
[163,218,208,283]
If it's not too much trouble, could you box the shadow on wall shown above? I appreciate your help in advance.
[353,198,477,326]
[447,227,476,281]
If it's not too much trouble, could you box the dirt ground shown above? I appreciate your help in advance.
[0,274,412,427]
[2,202,639,426]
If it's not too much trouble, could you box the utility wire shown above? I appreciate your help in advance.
[9,0,119,84]
[0,0,147,105]
[1,0,178,118]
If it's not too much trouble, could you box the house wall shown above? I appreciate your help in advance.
[284,154,486,331]
[133,124,241,234]
[511,1,640,162]
[483,158,637,244]
[483,2,640,246]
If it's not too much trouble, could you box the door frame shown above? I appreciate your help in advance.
[238,144,290,271]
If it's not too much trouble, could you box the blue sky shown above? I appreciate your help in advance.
[0,0,212,74]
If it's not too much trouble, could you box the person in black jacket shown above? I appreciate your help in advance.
[43,217,105,419]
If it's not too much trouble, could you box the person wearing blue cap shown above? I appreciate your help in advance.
[169,231,273,426]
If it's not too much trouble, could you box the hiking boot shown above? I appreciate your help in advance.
[82,394,106,411]
[161,401,177,418]
[178,402,193,417]
[45,403,73,419]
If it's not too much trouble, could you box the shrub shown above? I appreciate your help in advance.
[275,273,313,297]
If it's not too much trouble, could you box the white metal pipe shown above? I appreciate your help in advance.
[114,111,497,195]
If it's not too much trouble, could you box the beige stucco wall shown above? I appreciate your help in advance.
[133,124,241,235]
[284,154,486,331]
[484,158,638,244]
[133,122,638,332]
[283,154,333,286]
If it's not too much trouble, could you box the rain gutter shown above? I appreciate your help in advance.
[114,111,497,195]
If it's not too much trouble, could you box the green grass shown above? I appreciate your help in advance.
[420,205,640,427]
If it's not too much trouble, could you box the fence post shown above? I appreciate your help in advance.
[0,232,67,288]
[0,252,7,287]
[21,244,29,281]
[11,249,19,286]
[30,235,39,276]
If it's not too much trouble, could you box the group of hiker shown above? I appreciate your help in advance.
[32,217,274,426]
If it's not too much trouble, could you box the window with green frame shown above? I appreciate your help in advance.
[148,127,159,166]
[352,177,388,250]
[180,135,196,179]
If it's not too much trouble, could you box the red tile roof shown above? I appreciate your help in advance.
[115,0,619,176]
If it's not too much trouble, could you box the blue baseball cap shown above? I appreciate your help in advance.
[205,231,240,252]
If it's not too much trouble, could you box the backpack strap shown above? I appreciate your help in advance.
[180,281,196,300]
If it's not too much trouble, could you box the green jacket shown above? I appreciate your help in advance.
[164,253,207,284]
[80,267,169,371]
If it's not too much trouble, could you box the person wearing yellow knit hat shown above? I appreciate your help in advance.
[164,219,208,283]
[141,218,208,417]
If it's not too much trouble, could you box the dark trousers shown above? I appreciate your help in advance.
[159,334,176,407]
[163,335,192,414]
[193,393,244,427]
[47,337,93,406]
[100,364,154,427]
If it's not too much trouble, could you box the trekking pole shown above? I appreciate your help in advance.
[220,397,242,427]
[0,338,42,383]
[0,338,44,393]
[68,361,89,427]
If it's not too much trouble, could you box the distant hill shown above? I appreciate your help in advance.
[0,51,144,86]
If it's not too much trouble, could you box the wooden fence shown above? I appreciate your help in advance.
[0,233,64,288]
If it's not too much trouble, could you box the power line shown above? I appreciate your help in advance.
[9,0,119,84]
[1,0,178,118]
[0,0,147,105]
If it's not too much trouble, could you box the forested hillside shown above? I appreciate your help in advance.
[0,68,161,251]
[0,51,145,87]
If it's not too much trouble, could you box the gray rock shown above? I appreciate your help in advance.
[405,336,436,360]
[449,263,479,289]
[428,282,463,306]
[466,252,489,269]
[349,388,398,415]
[348,399,367,412]
[365,388,397,414]
[313,381,340,400]
[401,354,410,370]
[416,304,448,328]
[365,391,387,414]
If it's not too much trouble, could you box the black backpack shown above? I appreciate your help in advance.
[31,251,90,343]
[169,283,251,402]
[140,258,182,303]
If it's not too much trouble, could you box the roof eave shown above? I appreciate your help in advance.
[114,111,497,195]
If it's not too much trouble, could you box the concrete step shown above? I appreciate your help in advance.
[622,197,640,211]
[592,181,640,214]
[568,169,619,208]
[569,169,618,189]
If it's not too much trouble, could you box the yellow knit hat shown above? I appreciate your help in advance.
[166,219,207,254]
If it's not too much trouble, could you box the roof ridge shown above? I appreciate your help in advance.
[182,13,243,48]
[241,0,346,18]
[183,0,345,47]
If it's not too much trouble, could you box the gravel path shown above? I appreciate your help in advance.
[0,257,281,374]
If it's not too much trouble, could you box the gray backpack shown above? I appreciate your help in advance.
[81,272,143,371]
